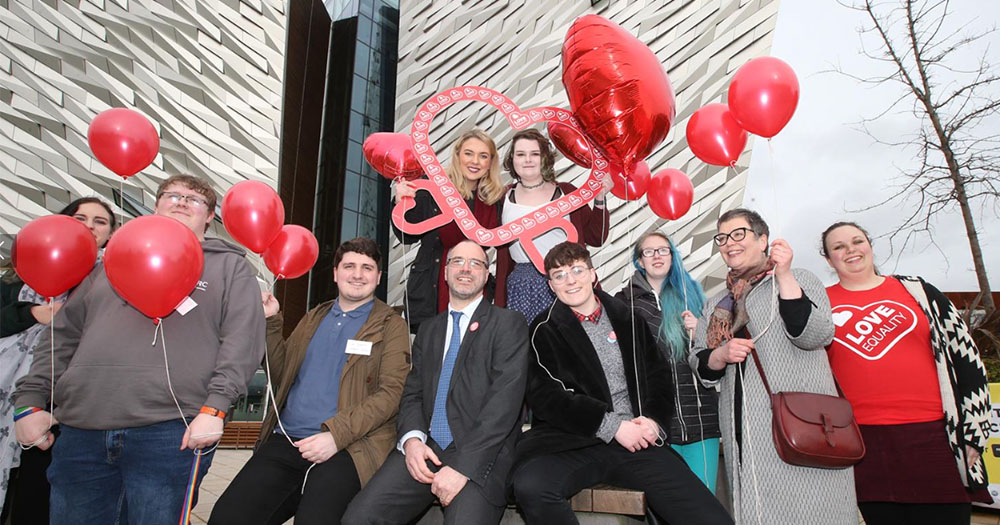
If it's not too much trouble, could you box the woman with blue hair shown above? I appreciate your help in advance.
[615,231,721,491]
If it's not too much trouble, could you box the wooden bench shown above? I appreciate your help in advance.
[219,421,262,449]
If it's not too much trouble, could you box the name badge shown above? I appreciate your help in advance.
[175,296,198,316]
[345,339,373,356]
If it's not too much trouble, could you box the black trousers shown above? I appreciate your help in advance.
[859,502,971,525]
[511,442,733,525]
[342,440,505,525]
[3,428,55,524]
[209,435,361,525]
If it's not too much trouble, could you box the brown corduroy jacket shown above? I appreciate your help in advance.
[259,298,410,486]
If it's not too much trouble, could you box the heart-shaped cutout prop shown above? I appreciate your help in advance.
[388,85,611,272]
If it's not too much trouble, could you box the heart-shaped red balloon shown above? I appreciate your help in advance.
[13,215,98,298]
[562,15,676,172]
[686,103,748,166]
[547,121,592,168]
[728,57,799,138]
[104,215,204,319]
[647,169,694,220]
[610,161,651,201]
[221,181,285,253]
[263,225,318,280]
[393,86,612,272]
[363,132,423,180]
[87,108,160,178]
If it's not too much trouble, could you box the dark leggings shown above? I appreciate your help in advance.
[859,502,971,525]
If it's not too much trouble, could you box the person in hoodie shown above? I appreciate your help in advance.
[614,231,721,492]
[12,174,266,525]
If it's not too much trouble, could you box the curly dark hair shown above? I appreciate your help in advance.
[502,129,556,183]
[334,237,381,268]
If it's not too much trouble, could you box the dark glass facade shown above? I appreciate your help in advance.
[310,0,399,306]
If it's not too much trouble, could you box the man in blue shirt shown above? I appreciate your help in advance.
[210,237,410,524]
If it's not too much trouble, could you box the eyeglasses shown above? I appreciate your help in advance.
[713,227,752,246]
[548,265,591,283]
[640,247,670,258]
[446,257,488,270]
[160,192,210,209]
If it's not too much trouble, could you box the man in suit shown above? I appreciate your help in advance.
[343,240,529,525]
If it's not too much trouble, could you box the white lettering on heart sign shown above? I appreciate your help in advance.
[831,300,918,361]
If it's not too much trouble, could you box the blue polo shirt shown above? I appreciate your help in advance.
[278,299,373,438]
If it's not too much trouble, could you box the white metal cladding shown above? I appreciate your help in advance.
[388,0,780,304]
[0,0,287,263]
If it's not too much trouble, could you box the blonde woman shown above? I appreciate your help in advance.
[394,129,503,332]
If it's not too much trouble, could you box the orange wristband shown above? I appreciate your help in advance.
[199,406,226,419]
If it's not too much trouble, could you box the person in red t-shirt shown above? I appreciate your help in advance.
[821,221,991,525]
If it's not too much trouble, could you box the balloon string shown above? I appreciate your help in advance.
[154,319,218,455]
[119,177,126,226]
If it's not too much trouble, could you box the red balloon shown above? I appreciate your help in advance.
[728,57,799,138]
[547,121,592,168]
[104,215,204,319]
[610,161,651,201]
[686,103,748,166]
[363,132,423,180]
[263,225,318,279]
[647,169,694,220]
[87,108,160,178]
[562,15,676,171]
[221,181,285,253]
[13,216,98,298]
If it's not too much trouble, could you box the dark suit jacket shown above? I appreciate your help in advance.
[397,297,529,505]
[513,290,675,470]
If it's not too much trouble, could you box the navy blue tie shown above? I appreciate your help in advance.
[430,311,463,448]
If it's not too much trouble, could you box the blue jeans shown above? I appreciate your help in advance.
[48,420,214,525]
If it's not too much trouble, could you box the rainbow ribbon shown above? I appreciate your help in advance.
[178,452,202,525]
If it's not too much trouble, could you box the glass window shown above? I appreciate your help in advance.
[347,139,363,173]
[359,176,381,216]
[354,42,370,79]
[351,74,367,113]
[357,14,372,47]
[359,214,378,240]
[368,47,382,86]
[349,111,364,143]
[366,84,382,116]
[343,172,360,212]
[341,210,359,239]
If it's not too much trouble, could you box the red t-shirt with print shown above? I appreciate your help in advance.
[826,276,943,425]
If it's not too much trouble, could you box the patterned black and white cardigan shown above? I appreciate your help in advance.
[896,275,991,489]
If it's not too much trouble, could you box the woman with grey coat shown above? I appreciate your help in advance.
[690,208,857,525]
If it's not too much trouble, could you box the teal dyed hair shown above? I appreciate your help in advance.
[632,232,706,360]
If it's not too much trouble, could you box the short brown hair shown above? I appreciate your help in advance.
[156,174,218,211]
[544,241,592,274]
[717,207,769,238]
[502,129,556,183]
[334,237,381,268]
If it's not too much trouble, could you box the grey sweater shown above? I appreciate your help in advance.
[15,238,266,429]
[583,313,634,442]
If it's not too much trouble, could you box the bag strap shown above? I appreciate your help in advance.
[748,346,773,396]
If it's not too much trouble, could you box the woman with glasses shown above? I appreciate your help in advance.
[2,197,117,524]
[690,208,856,524]
[614,231,720,492]
[820,221,989,524]
[393,129,504,333]
[493,129,611,324]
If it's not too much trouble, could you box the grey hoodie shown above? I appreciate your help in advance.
[15,238,266,429]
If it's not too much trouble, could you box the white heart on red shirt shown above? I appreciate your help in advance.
[831,300,917,361]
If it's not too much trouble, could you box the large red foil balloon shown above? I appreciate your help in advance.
[610,161,651,201]
[686,103,748,166]
[104,215,204,319]
[263,225,318,279]
[728,57,800,138]
[221,181,285,253]
[547,121,593,168]
[363,132,423,180]
[647,169,694,220]
[13,216,97,298]
[87,108,160,178]
[562,15,676,171]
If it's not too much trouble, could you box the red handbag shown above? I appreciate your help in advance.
[749,347,865,469]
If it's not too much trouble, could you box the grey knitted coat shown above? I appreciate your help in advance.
[691,268,857,525]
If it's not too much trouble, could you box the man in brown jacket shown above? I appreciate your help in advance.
[210,237,410,525]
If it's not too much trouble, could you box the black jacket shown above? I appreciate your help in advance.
[514,290,674,469]
[615,272,720,445]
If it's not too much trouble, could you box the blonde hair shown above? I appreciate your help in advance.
[445,129,504,205]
